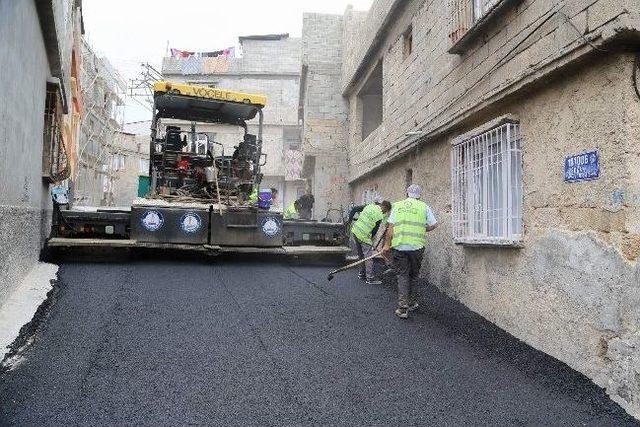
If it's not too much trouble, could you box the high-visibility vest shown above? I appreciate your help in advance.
[351,204,384,245]
[391,198,428,248]
[249,189,258,202]
[283,202,298,220]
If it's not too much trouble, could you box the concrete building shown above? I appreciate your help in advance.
[107,131,150,206]
[74,39,126,206]
[298,12,355,221]
[304,0,640,418]
[161,34,304,212]
[0,0,83,306]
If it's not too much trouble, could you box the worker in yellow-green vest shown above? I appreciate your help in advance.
[382,184,438,319]
[283,200,301,220]
[348,196,391,285]
[249,188,258,203]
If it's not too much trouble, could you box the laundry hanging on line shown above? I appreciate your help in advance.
[170,47,236,59]
[170,48,194,58]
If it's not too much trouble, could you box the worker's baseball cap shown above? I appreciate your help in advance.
[407,184,422,199]
[373,194,384,204]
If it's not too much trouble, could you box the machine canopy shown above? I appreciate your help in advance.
[153,81,267,125]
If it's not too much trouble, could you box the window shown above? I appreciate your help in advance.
[403,26,413,60]
[358,61,383,141]
[449,0,508,50]
[42,81,70,182]
[139,159,150,174]
[112,154,126,171]
[473,0,501,20]
[451,121,522,245]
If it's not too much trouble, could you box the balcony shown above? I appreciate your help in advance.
[448,0,519,54]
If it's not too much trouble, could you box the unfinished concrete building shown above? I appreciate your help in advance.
[161,34,304,212]
[303,0,640,418]
[298,12,355,221]
[74,39,126,206]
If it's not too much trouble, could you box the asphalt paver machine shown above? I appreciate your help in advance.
[47,82,349,257]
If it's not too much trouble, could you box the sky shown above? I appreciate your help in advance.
[82,0,374,124]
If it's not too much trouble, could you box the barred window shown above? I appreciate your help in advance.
[473,0,501,20]
[42,82,70,182]
[451,122,523,245]
[449,0,506,46]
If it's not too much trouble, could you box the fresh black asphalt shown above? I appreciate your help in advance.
[0,258,637,426]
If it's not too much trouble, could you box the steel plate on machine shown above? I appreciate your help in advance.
[210,209,283,247]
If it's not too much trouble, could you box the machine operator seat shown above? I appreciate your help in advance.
[165,126,186,152]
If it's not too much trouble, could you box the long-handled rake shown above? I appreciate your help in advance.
[327,252,381,281]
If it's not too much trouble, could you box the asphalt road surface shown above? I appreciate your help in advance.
[1,258,638,426]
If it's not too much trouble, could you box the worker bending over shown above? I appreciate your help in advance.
[284,200,301,220]
[382,184,438,319]
[348,196,391,285]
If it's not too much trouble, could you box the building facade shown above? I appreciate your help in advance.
[332,0,640,417]
[98,130,149,207]
[74,39,126,206]
[0,0,83,305]
[161,34,304,212]
[297,12,361,222]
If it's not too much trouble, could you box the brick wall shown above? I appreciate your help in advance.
[301,13,352,218]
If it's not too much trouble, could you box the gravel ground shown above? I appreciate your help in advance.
[0,258,637,426]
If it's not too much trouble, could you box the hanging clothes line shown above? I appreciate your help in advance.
[170,47,235,59]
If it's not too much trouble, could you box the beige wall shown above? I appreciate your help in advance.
[351,52,640,417]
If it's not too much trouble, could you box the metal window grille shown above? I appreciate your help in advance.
[473,0,502,20]
[449,0,503,44]
[42,83,70,183]
[451,122,523,245]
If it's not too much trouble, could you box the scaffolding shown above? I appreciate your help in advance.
[74,38,127,206]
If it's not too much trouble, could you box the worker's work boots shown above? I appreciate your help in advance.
[395,302,419,319]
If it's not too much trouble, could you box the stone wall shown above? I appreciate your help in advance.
[300,13,352,219]
[344,0,640,181]
[350,52,640,417]
[240,37,301,75]
[0,0,55,306]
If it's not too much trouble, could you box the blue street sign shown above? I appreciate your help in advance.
[564,150,600,183]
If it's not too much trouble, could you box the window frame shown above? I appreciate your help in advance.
[450,118,523,247]
[42,81,70,183]
[448,0,520,54]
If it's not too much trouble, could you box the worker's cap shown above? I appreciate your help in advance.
[373,194,384,204]
[407,184,422,199]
